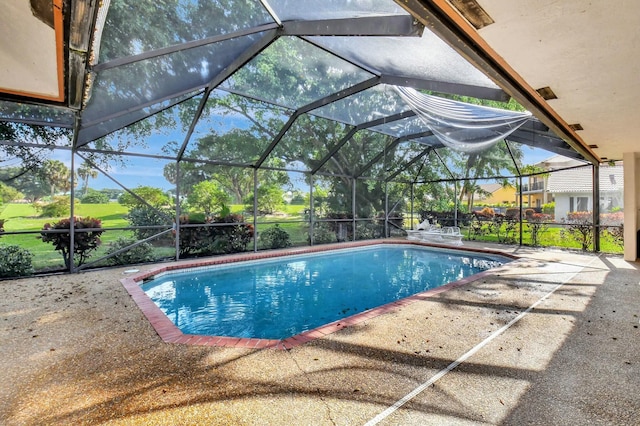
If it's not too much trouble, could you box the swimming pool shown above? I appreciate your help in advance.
[139,244,510,341]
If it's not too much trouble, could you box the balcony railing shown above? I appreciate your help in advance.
[521,181,545,192]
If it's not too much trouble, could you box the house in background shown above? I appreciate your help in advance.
[521,155,581,209]
[476,183,517,206]
[520,174,549,209]
[521,155,624,219]
[547,163,624,220]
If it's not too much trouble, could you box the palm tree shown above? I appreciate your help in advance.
[41,160,73,198]
[77,163,98,197]
[456,142,522,212]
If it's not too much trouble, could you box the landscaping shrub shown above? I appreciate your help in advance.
[602,223,624,250]
[126,205,173,241]
[561,211,593,251]
[323,213,353,241]
[177,212,253,256]
[600,211,623,225]
[311,223,335,244]
[505,208,520,219]
[259,224,291,249]
[0,218,5,234]
[469,210,520,243]
[208,213,253,254]
[479,207,495,218]
[600,211,624,250]
[542,202,555,215]
[41,217,103,268]
[38,196,72,217]
[177,213,210,256]
[81,189,109,204]
[118,186,170,208]
[526,213,552,246]
[243,184,284,215]
[355,222,380,240]
[0,244,33,278]
[468,211,491,240]
[491,213,518,244]
[105,237,155,266]
[186,181,230,215]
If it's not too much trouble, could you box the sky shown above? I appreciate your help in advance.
[82,144,557,192]
[10,140,559,194]
[3,89,561,194]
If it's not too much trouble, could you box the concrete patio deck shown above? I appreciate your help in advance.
[1,241,638,425]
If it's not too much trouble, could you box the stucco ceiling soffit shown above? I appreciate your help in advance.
[0,0,66,103]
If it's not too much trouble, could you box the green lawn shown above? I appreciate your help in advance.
[461,222,623,254]
[0,201,624,274]
[1,202,129,230]
[1,203,135,270]
[0,202,310,271]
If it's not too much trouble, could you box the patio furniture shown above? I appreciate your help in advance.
[406,221,463,245]
[406,220,439,241]
[441,226,464,245]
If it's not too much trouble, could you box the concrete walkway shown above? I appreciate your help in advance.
[1,242,638,425]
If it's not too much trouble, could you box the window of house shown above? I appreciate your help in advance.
[569,197,589,212]
[570,196,589,212]
[577,196,588,211]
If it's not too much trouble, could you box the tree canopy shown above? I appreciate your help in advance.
[186,180,230,215]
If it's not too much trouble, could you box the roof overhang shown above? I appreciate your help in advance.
[0,0,65,103]
[395,0,601,164]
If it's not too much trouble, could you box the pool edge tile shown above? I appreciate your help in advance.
[120,240,517,350]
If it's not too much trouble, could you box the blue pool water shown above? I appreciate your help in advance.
[141,245,509,340]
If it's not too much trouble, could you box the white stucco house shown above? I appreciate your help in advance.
[547,163,624,220]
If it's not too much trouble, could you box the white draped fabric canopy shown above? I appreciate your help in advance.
[395,86,532,153]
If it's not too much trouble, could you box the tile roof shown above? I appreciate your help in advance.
[547,165,624,193]
[478,183,503,194]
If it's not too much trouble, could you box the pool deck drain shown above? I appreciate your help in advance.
[120,239,518,349]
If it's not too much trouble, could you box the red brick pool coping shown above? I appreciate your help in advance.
[120,239,518,350]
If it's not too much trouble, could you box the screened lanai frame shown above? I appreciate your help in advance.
[0,0,609,274]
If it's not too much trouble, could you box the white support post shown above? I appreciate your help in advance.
[623,152,639,260]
